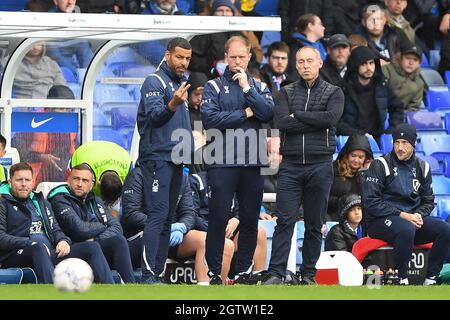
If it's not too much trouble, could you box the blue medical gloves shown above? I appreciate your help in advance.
[169,223,187,247]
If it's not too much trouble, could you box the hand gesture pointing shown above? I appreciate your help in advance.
[168,82,191,111]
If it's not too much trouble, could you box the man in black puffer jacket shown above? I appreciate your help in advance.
[0,162,114,284]
[325,194,365,252]
[263,46,344,285]
[48,163,135,283]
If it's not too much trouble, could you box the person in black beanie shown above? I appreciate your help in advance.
[362,123,450,285]
[187,72,208,130]
[336,45,404,144]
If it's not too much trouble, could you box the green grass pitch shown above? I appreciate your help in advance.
[0,284,449,300]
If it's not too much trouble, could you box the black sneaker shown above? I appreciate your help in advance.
[300,275,317,285]
[142,275,165,285]
[284,271,301,285]
[233,272,253,285]
[209,274,223,285]
[234,271,268,285]
[261,274,284,285]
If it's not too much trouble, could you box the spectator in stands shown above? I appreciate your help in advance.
[136,37,193,284]
[263,46,344,285]
[0,162,115,284]
[336,46,404,141]
[333,0,365,36]
[362,123,450,285]
[76,0,125,13]
[384,0,416,44]
[24,0,52,11]
[13,42,67,99]
[121,167,234,285]
[327,135,373,221]
[188,170,269,282]
[403,0,440,51]
[189,0,262,79]
[45,0,94,83]
[325,194,365,252]
[382,45,425,112]
[278,0,334,43]
[48,164,135,283]
[260,41,290,94]
[285,14,326,81]
[0,134,8,183]
[358,4,412,62]
[201,36,273,285]
[438,4,450,77]
[321,34,351,88]
[67,140,133,216]
[48,0,81,12]
[14,85,78,186]
[141,0,192,14]
[348,34,369,50]
[187,71,208,130]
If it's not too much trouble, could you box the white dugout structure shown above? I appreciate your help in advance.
[0,11,299,273]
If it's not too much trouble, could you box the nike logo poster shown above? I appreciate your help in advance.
[12,112,79,133]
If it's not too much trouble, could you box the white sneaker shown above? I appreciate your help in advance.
[399,278,409,285]
[423,277,437,286]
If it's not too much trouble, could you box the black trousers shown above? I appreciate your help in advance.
[98,235,136,283]
[268,160,333,278]
[368,215,450,279]
[205,167,264,276]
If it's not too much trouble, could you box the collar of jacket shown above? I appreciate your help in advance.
[298,75,322,89]
[159,61,187,84]
[291,32,315,46]
[392,61,420,80]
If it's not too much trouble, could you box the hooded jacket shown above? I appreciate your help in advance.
[362,150,435,224]
[325,193,364,252]
[382,58,424,112]
[336,46,404,137]
[47,184,122,242]
[0,184,71,263]
[327,135,374,219]
[121,167,196,239]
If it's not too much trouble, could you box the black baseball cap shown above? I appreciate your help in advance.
[402,45,423,59]
[327,34,350,48]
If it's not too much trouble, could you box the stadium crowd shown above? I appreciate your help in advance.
[0,0,450,286]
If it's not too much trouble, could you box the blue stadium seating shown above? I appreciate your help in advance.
[417,155,443,175]
[421,68,444,88]
[111,107,137,130]
[93,127,127,149]
[0,0,27,11]
[432,175,450,195]
[123,65,156,78]
[406,111,444,131]
[93,108,110,127]
[105,46,141,65]
[60,66,77,83]
[426,85,450,112]
[254,0,279,16]
[437,198,450,221]
[445,71,450,86]
[429,50,441,69]
[380,134,392,154]
[421,53,429,68]
[419,135,450,155]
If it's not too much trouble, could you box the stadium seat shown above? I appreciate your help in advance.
[111,107,137,130]
[94,84,134,105]
[380,134,393,154]
[419,135,450,155]
[421,53,429,68]
[336,135,349,152]
[445,71,450,86]
[105,46,141,65]
[94,108,111,127]
[429,50,441,69]
[123,64,156,78]
[0,0,27,11]
[426,85,450,112]
[325,221,339,237]
[445,113,450,134]
[60,66,77,83]
[67,82,81,99]
[254,0,279,16]
[437,198,450,221]
[93,127,128,149]
[416,155,443,175]
[421,68,444,88]
[0,268,23,284]
[406,111,444,131]
[432,175,450,195]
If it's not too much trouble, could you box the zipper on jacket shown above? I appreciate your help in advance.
[326,128,329,148]
[303,88,311,164]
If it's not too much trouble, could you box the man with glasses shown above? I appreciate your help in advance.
[260,41,290,94]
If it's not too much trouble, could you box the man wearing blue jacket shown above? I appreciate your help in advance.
[121,167,235,284]
[0,162,114,284]
[136,37,194,284]
[201,35,274,284]
[48,164,135,283]
[363,123,450,285]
